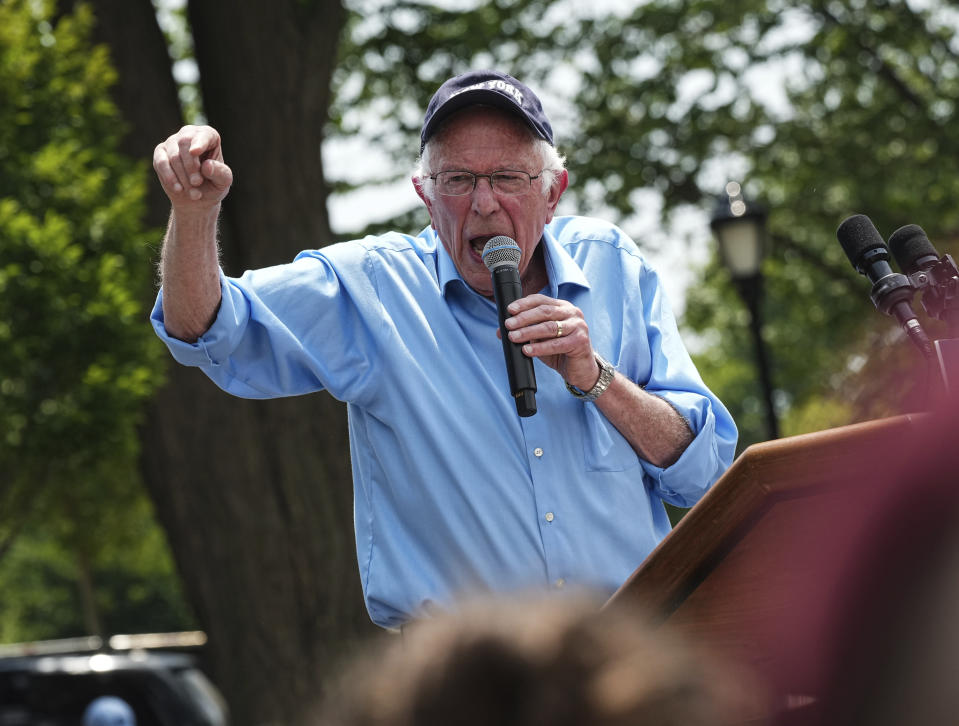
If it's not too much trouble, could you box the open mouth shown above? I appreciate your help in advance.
[470,235,496,258]
[470,234,517,259]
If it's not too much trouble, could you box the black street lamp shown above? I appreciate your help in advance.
[710,181,779,440]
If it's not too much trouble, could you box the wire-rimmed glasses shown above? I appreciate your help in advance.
[428,170,543,196]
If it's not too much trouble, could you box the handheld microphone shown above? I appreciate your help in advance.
[836,214,934,358]
[482,236,537,417]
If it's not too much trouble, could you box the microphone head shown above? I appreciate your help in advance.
[837,214,889,273]
[482,236,521,271]
[888,224,939,275]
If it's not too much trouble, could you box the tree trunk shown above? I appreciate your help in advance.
[61,0,185,225]
[141,373,373,726]
[76,548,103,639]
[187,0,339,271]
[81,1,377,724]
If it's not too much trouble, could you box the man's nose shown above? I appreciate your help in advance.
[470,176,501,216]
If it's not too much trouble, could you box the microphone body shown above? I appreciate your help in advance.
[889,224,959,335]
[482,236,537,417]
[837,214,934,358]
[888,224,940,275]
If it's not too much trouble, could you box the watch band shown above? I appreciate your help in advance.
[565,352,615,401]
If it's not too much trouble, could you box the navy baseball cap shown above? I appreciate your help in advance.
[420,70,554,152]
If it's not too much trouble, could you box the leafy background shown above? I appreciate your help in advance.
[1,0,957,722]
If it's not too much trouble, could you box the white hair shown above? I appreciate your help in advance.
[415,124,566,201]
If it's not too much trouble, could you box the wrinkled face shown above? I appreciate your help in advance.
[414,107,567,297]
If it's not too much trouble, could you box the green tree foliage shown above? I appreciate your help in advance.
[45,0,952,718]
[333,0,959,448]
[0,500,194,642]
[568,0,959,447]
[0,0,188,640]
[327,0,581,239]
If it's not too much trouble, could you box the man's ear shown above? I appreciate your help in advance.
[412,176,435,227]
[544,169,569,224]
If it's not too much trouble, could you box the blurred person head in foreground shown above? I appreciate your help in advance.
[82,696,136,726]
[319,592,764,726]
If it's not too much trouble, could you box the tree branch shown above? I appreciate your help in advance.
[771,232,862,294]
[813,1,926,112]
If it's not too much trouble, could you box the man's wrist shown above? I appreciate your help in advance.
[566,352,615,401]
[171,202,221,225]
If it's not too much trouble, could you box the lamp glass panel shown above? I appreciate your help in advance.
[717,219,763,278]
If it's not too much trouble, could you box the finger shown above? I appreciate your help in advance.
[520,328,592,362]
[505,302,573,333]
[164,137,192,192]
[189,126,222,161]
[536,319,566,341]
[519,334,574,358]
[506,293,555,315]
[181,159,233,202]
[153,145,181,192]
[509,318,566,344]
[177,135,204,187]
[201,159,233,190]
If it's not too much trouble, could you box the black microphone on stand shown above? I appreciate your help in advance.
[836,214,934,359]
[482,236,537,417]
[888,224,940,275]
[888,224,959,337]
[888,223,959,393]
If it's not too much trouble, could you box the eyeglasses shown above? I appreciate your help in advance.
[428,170,543,196]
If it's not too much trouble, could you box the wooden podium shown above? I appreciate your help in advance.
[605,414,925,716]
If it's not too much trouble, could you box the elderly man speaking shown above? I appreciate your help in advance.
[151,70,737,629]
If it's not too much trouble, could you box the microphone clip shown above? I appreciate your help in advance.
[908,254,959,335]
[868,270,915,318]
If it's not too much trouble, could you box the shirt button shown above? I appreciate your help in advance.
[545,512,554,523]
[533,447,544,457]
[555,578,566,589]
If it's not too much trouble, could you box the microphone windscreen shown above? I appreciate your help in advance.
[482,236,521,270]
[888,224,938,275]
[837,214,888,271]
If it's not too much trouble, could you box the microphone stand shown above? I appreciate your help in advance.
[909,253,959,394]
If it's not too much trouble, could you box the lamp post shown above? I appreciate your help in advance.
[710,181,779,440]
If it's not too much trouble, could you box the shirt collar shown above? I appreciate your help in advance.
[431,227,467,296]
[541,222,591,297]
[431,222,591,299]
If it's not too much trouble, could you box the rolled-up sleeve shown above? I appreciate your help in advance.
[150,242,385,402]
[151,272,250,369]
[640,394,735,507]
[630,259,738,506]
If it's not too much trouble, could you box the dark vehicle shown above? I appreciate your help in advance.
[0,633,227,726]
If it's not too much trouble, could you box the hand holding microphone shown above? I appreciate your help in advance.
[482,236,605,416]
[482,237,538,417]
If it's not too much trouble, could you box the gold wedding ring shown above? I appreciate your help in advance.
[555,321,564,338]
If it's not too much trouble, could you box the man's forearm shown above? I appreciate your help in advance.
[160,207,223,342]
[153,125,232,341]
[595,372,694,469]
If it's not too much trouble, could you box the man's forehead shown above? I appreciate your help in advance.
[433,144,539,172]
[431,108,539,166]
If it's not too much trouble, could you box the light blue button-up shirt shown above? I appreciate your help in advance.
[151,215,737,628]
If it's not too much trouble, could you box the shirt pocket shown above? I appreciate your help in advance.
[582,404,640,472]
